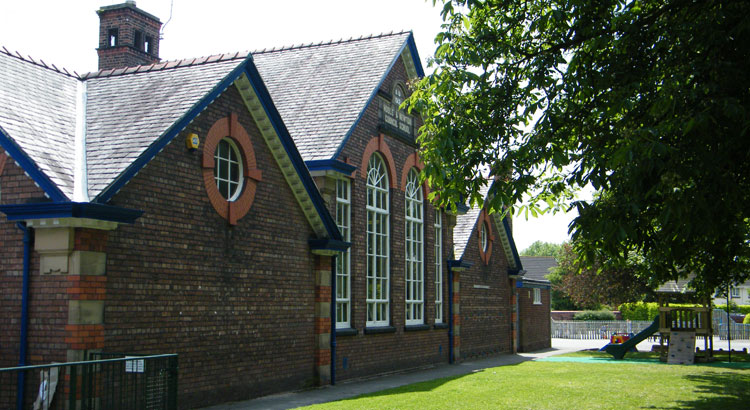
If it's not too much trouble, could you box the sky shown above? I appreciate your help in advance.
[0,0,580,251]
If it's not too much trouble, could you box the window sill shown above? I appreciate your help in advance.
[433,323,449,330]
[364,326,397,335]
[335,327,358,337]
[533,302,543,306]
[405,324,430,332]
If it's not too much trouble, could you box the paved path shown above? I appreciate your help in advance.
[201,337,750,410]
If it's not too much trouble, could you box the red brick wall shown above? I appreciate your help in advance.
[332,57,452,379]
[103,86,317,408]
[0,150,71,372]
[97,6,161,70]
[518,288,551,352]
[455,213,514,358]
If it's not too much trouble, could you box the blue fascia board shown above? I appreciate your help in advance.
[243,63,342,241]
[309,238,351,253]
[94,56,253,204]
[0,202,143,224]
[0,128,68,202]
[332,34,425,161]
[502,216,523,271]
[406,32,426,77]
[306,159,357,175]
[447,259,472,270]
[516,278,551,289]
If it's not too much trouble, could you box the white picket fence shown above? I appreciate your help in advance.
[551,320,657,340]
[552,314,750,340]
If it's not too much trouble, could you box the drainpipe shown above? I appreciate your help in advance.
[447,263,454,364]
[330,255,337,385]
[16,222,30,410]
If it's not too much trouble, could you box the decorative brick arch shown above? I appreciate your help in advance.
[400,152,429,197]
[477,209,494,265]
[360,134,397,188]
[202,112,262,225]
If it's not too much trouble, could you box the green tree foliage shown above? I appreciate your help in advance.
[520,241,563,258]
[409,0,750,295]
[553,243,654,309]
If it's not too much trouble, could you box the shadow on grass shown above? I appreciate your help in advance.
[330,354,533,403]
[644,371,750,410]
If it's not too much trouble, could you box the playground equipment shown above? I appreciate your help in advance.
[603,279,715,362]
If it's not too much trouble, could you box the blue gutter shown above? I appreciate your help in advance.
[306,159,357,176]
[0,129,68,202]
[0,202,143,224]
[331,33,425,161]
[16,222,30,410]
[243,63,342,241]
[330,255,337,385]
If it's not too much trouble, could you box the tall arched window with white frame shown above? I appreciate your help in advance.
[366,154,390,326]
[404,168,424,325]
[335,178,351,328]
[434,210,443,323]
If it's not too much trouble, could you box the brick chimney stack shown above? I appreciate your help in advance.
[96,1,162,70]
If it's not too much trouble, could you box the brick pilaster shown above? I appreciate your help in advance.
[452,271,461,362]
[313,255,332,384]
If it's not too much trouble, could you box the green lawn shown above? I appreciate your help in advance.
[300,354,750,410]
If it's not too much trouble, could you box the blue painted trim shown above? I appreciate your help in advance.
[406,32,426,77]
[243,63,342,241]
[16,222,30,410]
[308,238,350,253]
[502,217,523,272]
[331,33,425,161]
[0,128,68,202]
[306,159,357,175]
[447,259,472,270]
[516,279,551,289]
[94,57,253,204]
[0,202,143,224]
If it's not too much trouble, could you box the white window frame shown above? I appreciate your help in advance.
[434,210,443,323]
[335,178,351,328]
[730,287,740,298]
[481,222,489,253]
[213,138,244,201]
[366,154,390,327]
[533,288,542,305]
[404,169,424,325]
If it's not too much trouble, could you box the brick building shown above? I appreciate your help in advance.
[0,2,550,407]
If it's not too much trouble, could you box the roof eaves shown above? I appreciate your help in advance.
[242,63,342,241]
[0,126,68,202]
[93,56,252,203]
[330,33,419,161]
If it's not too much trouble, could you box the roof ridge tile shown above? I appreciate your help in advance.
[250,30,411,55]
[0,46,79,79]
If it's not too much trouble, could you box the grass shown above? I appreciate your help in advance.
[300,352,750,410]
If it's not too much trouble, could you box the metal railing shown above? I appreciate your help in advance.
[0,353,178,410]
[551,320,660,340]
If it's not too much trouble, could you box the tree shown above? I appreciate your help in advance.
[554,243,654,309]
[520,241,562,258]
[409,0,750,295]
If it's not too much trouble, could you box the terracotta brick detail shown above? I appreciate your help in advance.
[315,286,331,302]
[0,152,7,177]
[476,210,494,265]
[65,324,105,350]
[359,134,397,188]
[399,152,429,197]
[314,318,331,334]
[202,112,261,224]
[315,349,331,366]
[66,276,107,300]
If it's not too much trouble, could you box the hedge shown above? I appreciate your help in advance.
[618,302,750,320]
[573,310,616,321]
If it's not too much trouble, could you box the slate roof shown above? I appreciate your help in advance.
[0,49,79,198]
[0,31,417,201]
[253,32,413,161]
[520,256,555,283]
[453,183,492,260]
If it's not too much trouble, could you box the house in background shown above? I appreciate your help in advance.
[713,281,750,306]
[0,2,549,407]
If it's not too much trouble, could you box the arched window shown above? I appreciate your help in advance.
[404,169,423,325]
[366,153,390,326]
[213,138,244,201]
[434,210,443,323]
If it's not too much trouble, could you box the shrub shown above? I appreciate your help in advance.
[573,310,616,321]
[618,302,659,321]
[744,314,750,325]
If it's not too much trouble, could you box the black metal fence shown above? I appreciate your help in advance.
[0,353,177,410]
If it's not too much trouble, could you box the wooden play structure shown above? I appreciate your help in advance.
[655,284,714,363]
